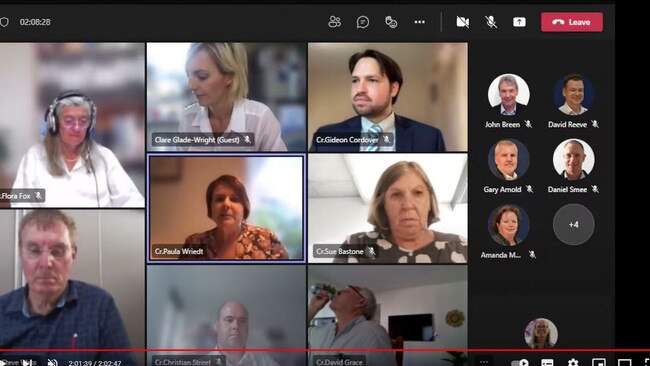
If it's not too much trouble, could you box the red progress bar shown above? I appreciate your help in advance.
[2,348,650,353]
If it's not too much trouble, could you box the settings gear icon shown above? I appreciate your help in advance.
[567,358,579,366]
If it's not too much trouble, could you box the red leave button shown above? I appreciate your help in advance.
[541,12,603,32]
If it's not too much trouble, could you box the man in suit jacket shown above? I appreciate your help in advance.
[309,49,445,152]
[493,74,527,116]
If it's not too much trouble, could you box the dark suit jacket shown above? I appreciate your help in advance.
[309,115,446,152]
[493,102,527,116]
[492,167,518,181]
[493,168,507,180]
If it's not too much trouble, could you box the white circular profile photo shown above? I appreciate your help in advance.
[487,73,531,116]
[553,138,595,181]
[524,318,558,349]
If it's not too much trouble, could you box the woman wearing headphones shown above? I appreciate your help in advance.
[11,90,144,207]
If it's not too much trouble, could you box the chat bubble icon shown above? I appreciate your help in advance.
[356,15,369,29]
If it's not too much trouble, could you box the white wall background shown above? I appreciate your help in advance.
[0,210,19,290]
[552,138,596,174]
[147,265,306,366]
[308,265,467,366]
[380,282,468,366]
[0,44,39,181]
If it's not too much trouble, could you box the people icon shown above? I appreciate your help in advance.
[328,15,342,28]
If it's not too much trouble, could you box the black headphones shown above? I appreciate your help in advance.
[45,90,97,135]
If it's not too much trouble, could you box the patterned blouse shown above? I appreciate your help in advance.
[181,224,289,260]
[333,230,467,264]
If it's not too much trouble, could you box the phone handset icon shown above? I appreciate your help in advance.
[552,18,565,25]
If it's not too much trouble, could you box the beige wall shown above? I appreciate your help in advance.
[149,156,247,245]
[149,155,304,258]
[308,43,467,151]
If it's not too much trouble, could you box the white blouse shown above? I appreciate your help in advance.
[12,143,144,208]
[178,99,287,152]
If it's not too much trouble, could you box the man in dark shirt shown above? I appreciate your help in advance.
[0,210,135,365]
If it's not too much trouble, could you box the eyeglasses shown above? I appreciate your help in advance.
[61,118,90,129]
[22,245,71,260]
[344,285,365,300]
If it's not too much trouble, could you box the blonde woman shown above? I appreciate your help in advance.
[179,43,287,151]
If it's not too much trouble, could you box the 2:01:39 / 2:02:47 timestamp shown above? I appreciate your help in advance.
[67,362,122,366]
[19,18,51,26]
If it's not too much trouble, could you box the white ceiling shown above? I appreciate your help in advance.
[308,265,467,292]
[308,154,467,204]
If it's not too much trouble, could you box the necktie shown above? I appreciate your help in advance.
[365,124,383,152]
